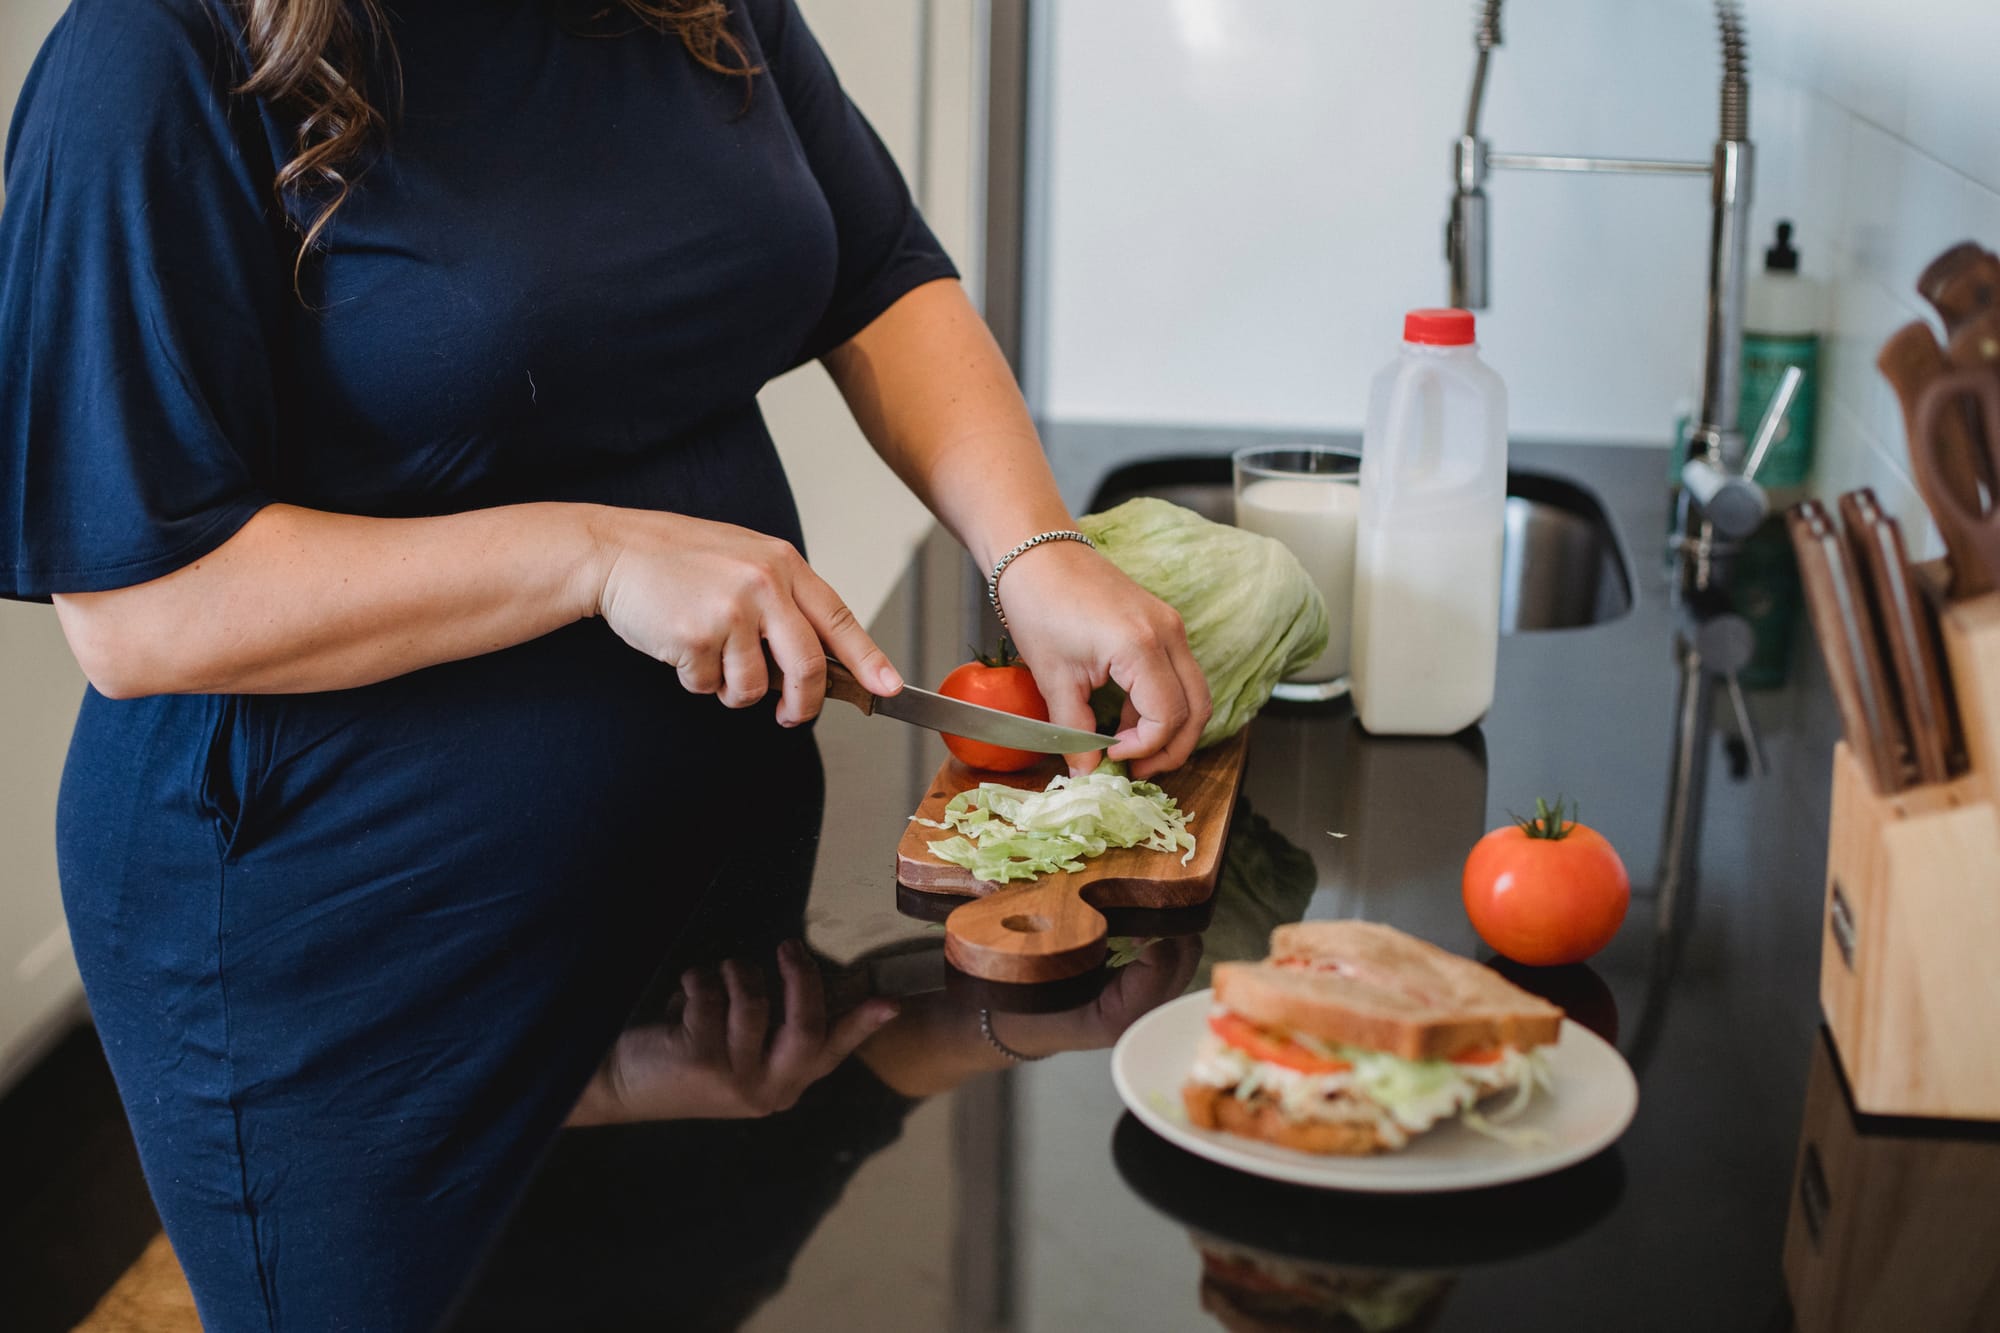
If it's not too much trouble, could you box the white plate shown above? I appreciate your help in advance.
[1111,989,1638,1193]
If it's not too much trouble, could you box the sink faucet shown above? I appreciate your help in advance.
[1447,1,1754,593]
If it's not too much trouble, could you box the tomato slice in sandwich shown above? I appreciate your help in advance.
[1208,1012,1352,1075]
[1451,1046,1506,1065]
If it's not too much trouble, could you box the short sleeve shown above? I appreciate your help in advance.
[747,0,961,366]
[0,0,281,601]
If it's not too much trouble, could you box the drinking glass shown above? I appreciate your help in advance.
[1231,445,1361,702]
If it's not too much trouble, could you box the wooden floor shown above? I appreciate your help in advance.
[69,1235,199,1332]
[0,1024,162,1333]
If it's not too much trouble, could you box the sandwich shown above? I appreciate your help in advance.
[1183,921,1563,1154]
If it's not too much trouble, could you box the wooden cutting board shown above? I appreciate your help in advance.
[895,731,1249,983]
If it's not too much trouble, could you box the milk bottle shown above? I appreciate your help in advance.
[1351,309,1508,735]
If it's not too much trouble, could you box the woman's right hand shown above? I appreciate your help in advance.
[566,941,900,1126]
[589,510,903,725]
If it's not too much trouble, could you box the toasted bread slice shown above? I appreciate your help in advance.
[1182,1082,1396,1155]
[1212,921,1563,1061]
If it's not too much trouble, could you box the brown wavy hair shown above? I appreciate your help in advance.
[231,0,758,287]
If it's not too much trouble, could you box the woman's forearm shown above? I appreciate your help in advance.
[822,279,1078,572]
[823,279,1211,774]
[53,501,607,697]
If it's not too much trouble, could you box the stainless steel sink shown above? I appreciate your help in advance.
[1085,457,1632,632]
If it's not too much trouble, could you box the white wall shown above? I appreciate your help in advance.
[1737,0,2000,560]
[1031,0,2000,559]
[0,0,89,1091]
[1032,0,1717,442]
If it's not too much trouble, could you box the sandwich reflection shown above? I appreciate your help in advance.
[1193,1236,1452,1333]
[1112,1112,1624,1331]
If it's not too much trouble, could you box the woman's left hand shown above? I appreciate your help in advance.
[994,539,1210,779]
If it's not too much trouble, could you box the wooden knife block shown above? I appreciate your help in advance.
[1819,593,2000,1120]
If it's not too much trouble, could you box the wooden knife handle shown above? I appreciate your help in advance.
[943,880,1108,984]
[1839,489,1954,785]
[821,659,878,715]
[1788,501,1906,793]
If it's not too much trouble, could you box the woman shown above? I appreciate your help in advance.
[0,0,1210,1327]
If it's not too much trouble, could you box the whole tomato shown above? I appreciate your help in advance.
[936,642,1050,773]
[1462,798,1629,966]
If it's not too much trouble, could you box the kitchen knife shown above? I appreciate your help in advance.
[1787,501,1910,793]
[823,660,1117,755]
[1917,241,2000,337]
[1878,320,1996,598]
[1837,489,1958,786]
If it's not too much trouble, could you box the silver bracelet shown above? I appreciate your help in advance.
[979,1007,1047,1063]
[985,529,1095,630]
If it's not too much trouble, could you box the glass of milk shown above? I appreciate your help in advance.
[1231,445,1360,702]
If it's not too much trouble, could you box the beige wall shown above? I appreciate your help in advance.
[761,0,982,633]
[0,0,90,1091]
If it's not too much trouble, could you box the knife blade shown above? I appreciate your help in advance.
[823,660,1116,755]
[1787,500,1910,793]
[1837,488,1957,786]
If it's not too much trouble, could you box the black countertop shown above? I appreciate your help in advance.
[450,429,2000,1333]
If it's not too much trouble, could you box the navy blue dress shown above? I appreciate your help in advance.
[0,0,954,1327]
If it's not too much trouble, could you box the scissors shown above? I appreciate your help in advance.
[1912,368,2000,598]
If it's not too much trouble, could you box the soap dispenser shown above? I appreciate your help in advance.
[1741,220,1823,498]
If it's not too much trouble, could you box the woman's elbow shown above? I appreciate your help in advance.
[51,593,181,699]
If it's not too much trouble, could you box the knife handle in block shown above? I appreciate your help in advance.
[1789,501,1908,793]
[1839,489,1957,786]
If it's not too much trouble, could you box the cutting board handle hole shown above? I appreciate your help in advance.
[1000,914,1051,934]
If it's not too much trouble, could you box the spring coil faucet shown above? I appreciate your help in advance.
[1447,1,1754,553]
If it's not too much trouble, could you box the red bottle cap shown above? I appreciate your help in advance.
[1403,308,1476,346]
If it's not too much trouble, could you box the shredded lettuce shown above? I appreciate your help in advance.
[915,767,1197,884]
[1339,1044,1552,1137]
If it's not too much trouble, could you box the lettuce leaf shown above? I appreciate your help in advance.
[1079,497,1329,748]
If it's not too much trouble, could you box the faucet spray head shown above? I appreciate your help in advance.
[1451,1,1504,309]
[1717,1,1749,143]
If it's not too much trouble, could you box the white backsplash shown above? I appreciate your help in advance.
[1029,0,2000,558]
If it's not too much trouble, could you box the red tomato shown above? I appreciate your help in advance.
[1207,1012,1352,1075]
[936,650,1050,773]
[1462,798,1630,966]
